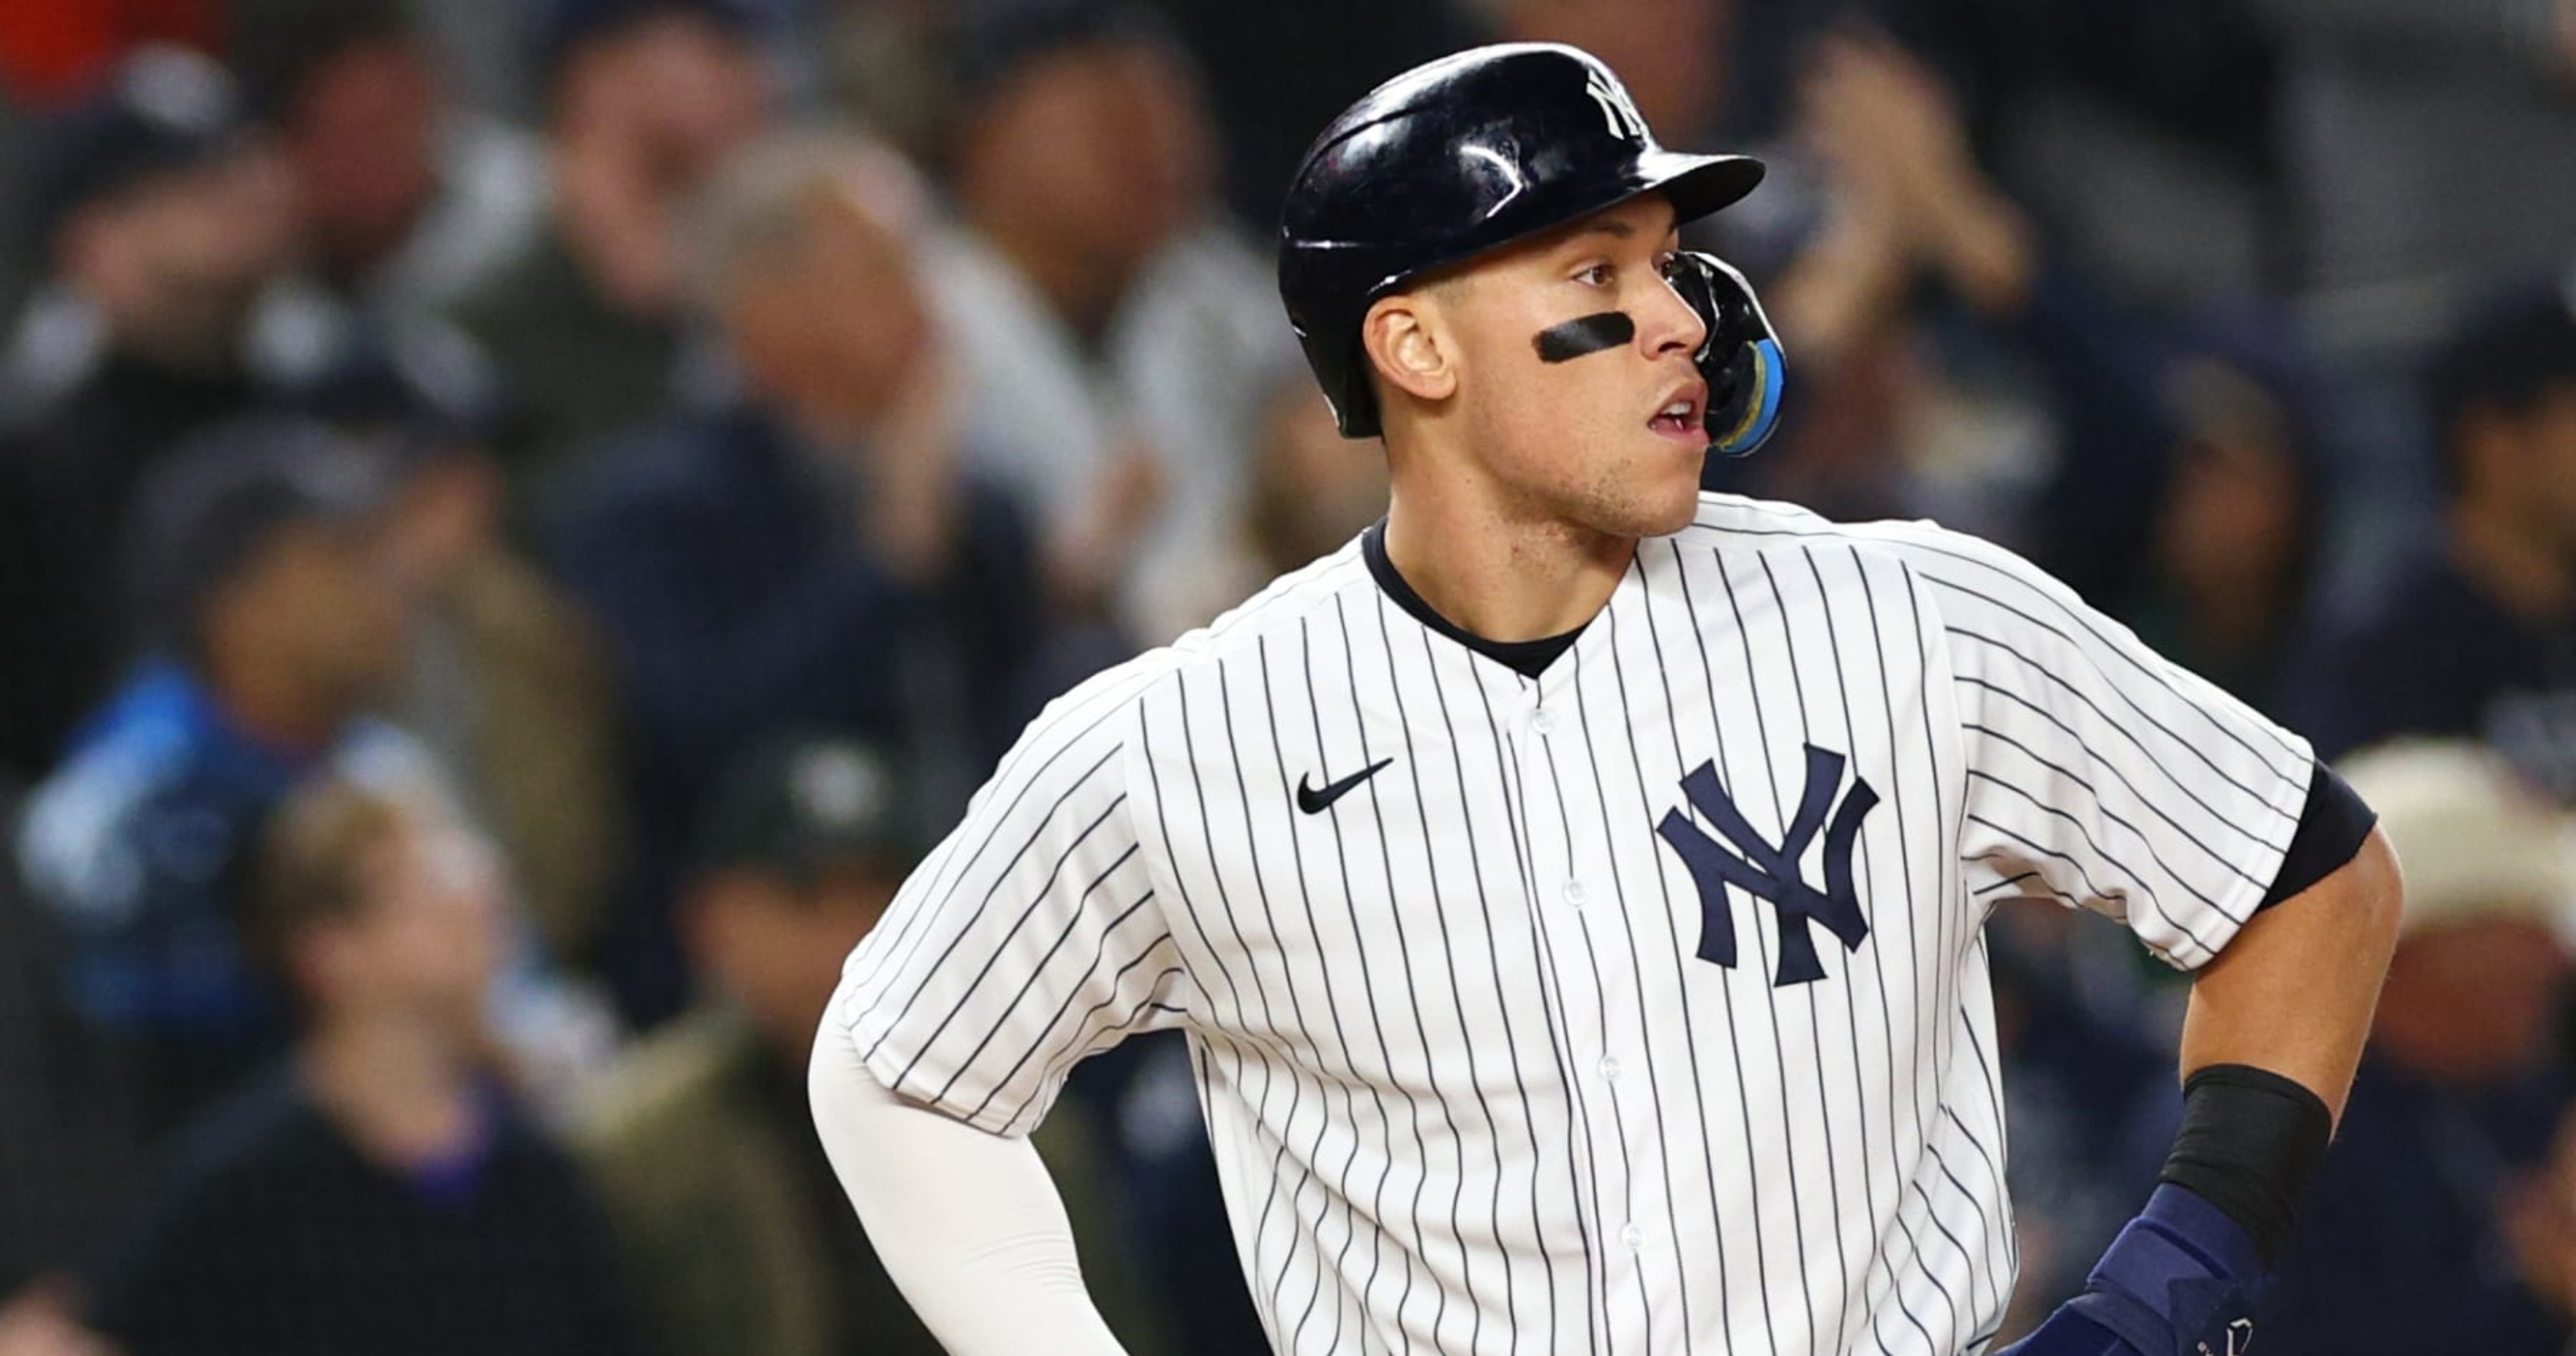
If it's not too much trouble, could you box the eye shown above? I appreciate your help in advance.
[1574,262,1614,287]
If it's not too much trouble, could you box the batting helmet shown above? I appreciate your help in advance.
[1278,43,1775,445]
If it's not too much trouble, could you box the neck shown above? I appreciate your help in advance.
[2449,498,2575,624]
[765,1018,817,1083]
[77,281,243,378]
[1380,471,1632,642]
[772,384,879,452]
[2179,567,2282,663]
[973,207,1127,345]
[300,1010,482,1168]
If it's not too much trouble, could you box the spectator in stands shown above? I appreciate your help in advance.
[2280,279,2576,793]
[1695,26,2038,530]
[0,48,298,782]
[231,0,548,324]
[291,344,624,974]
[572,732,1166,1356]
[2259,739,2575,1355]
[14,414,422,1138]
[2237,0,2576,613]
[63,767,643,1356]
[2023,300,2325,714]
[1873,0,2286,311]
[447,0,771,499]
[925,0,1293,643]
[1190,368,1391,626]
[549,131,1041,1024]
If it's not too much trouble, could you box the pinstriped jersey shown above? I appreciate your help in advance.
[828,491,2313,1356]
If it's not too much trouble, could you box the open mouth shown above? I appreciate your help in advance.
[1649,384,1707,442]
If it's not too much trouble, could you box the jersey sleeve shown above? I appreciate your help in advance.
[1904,527,2314,969]
[830,669,1193,1136]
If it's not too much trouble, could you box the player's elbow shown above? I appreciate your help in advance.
[808,1001,866,1144]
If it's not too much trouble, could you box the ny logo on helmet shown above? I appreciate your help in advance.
[1653,745,1877,986]
[1584,69,1648,142]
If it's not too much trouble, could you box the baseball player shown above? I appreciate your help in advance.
[810,43,2402,1356]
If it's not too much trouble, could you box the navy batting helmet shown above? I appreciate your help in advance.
[1278,43,1778,447]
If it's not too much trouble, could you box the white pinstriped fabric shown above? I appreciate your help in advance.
[830,492,2312,1355]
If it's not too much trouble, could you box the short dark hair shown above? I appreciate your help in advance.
[946,0,1176,111]
[532,0,764,100]
[2427,277,2576,496]
[123,414,402,669]
[26,47,250,257]
[230,0,419,125]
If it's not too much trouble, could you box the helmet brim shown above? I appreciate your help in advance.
[1639,151,1767,225]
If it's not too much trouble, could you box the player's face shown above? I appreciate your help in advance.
[1434,195,1711,539]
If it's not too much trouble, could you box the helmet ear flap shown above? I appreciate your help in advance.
[1668,250,1786,457]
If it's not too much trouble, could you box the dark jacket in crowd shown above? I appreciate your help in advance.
[548,405,1043,1023]
[2256,1058,2571,1356]
[77,1066,644,1356]
[446,224,685,502]
[2278,546,2576,795]
[571,1009,944,1356]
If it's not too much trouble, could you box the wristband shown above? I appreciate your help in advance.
[2156,1064,2331,1265]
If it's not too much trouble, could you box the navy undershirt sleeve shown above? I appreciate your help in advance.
[2257,761,2376,911]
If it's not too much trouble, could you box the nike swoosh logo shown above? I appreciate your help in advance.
[1297,757,1394,814]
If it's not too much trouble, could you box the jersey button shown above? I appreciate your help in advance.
[1597,1055,1622,1081]
[1561,879,1588,909]
[1531,706,1561,736]
[1620,1222,1645,1251]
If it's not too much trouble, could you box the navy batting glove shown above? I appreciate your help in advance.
[1996,1184,2263,1356]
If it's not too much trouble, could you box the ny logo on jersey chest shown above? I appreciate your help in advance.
[1653,744,1878,986]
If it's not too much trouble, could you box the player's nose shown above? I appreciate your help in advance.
[1640,270,1708,359]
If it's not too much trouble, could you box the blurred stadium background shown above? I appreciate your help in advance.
[1,0,2573,1352]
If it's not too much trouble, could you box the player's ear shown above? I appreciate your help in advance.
[1361,289,1460,409]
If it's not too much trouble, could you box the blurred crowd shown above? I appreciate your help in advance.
[0,0,2571,1352]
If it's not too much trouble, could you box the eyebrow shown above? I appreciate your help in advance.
[1568,220,1638,242]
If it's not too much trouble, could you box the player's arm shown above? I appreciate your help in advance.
[2000,780,2398,1356]
[805,671,1188,1354]
[809,1017,1131,1355]
[1908,526,2402,1355]
[2177,810,2400,1128]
